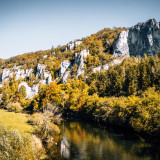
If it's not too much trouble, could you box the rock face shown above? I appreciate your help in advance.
[75,49,89,77]
[59,60,71,78]
[0,64,52,85]
[93,56,126,72]
[36,64,52,84]
[0,64,53,99]
[0,68,32,83]
[0,69,13,82]
[113,19,160,57]
[61,71,70,83]
[36,64,46,78]
[59,49,89,83]
[66,41,82,51]
[113,31,129,57]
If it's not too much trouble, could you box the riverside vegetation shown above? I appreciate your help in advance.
[0,21,160,159]
[0,55,159,159]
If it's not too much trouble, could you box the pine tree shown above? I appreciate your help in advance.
[19,85,27,99]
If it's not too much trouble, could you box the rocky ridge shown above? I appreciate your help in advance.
[1,19,159,99]
[113,19,160,57]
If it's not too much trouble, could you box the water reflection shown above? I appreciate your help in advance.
[60,137,70,158]
[54,120,160,160]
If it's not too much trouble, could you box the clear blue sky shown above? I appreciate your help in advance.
[0,0,160,59]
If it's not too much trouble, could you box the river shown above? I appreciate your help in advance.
[48,120,160,160]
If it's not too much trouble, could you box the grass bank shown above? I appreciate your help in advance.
[0,109,33,135]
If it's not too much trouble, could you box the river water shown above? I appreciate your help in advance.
[50,120,160,160]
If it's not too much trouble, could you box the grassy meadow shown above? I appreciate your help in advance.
[0,109,33,135]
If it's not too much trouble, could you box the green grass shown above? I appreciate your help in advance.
[0,109,33,135]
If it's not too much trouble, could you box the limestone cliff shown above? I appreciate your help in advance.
[36,64,52,84]
[0,64,52,85]
[113,19,160,57]
[66,41,82,51]
[59,49,89,83]
[75,49,89,77]
[59,60,71,78]
[0,67,32,83]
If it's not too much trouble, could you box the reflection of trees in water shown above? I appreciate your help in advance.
[60,137,70,158]
[47,121,160,160]
[60,121,160,160]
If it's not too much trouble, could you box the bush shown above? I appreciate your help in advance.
[0,124,39,160]
[6,102,23,113]
[29,112,60,142]
[19,85,27,99]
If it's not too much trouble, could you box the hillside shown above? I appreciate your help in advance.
[0,19,160,142]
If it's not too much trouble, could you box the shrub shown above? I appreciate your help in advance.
[19,85,27,99]
[6,102,23,113]
[29,112,60,142]
[0,124,39,160]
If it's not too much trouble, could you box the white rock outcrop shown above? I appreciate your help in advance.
[113,31,129,57]
[61,71,70,83]
[93,66,102,72]
[59,60,71,77]
[36,64,52,85]
[59,49,89,83]
[66,41,82,51]
[113,19,160,57]
[0,64,52,87]
[31,84,39,98]
[0,68,32,83]
[43,55,48,59]
[36,64,46,78]
[93,56,126,72]
[18,82,31,99]
[1,69,13,82]
[75,49,89,77]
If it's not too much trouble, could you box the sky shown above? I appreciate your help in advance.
[0,0,160,59]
